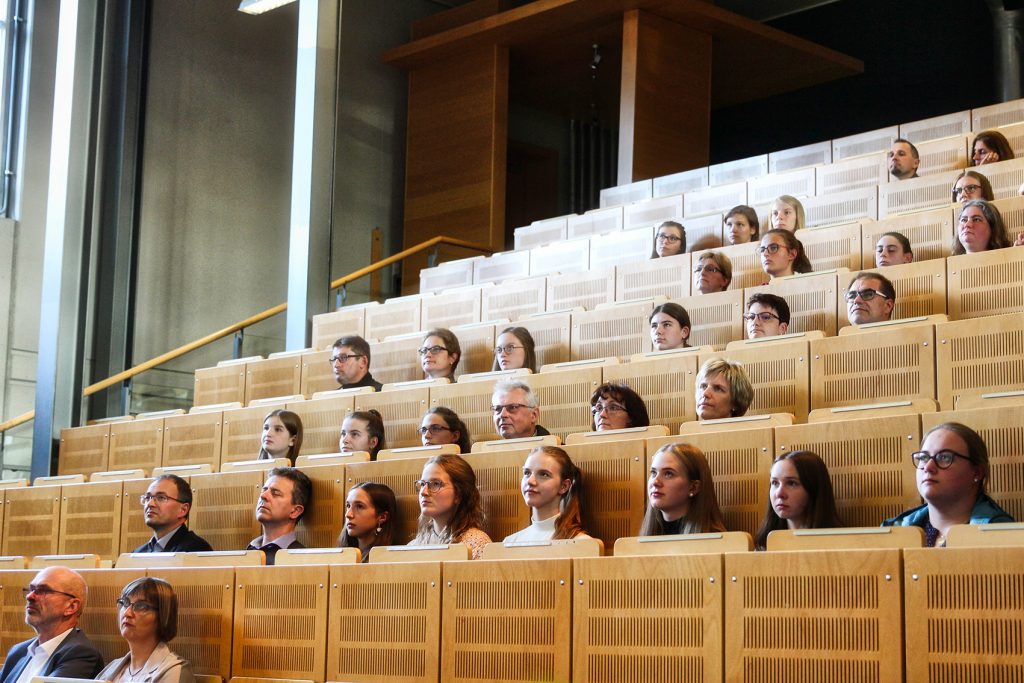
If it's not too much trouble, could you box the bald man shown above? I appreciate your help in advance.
[0,566,104,683]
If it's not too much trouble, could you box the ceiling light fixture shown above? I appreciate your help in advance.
[238,0,297,15]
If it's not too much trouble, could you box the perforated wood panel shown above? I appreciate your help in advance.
[603,353,700,432]
[327,561,441,683]
[58,423,111,477]
[694,240,762,290]
[379,444,460,461]
[366,297,422,341]
[295,463,346,548]
[545,268,615,312]
[748,167,815,205]
[430,381,500,452]
[461,450,533,542]
[862,206,954,265]
[194,365,247,408]
[745,272,839,336]
[603,179,651,206]
[776,415,920,527]
[244,356,303,404]
[59,480,123,560]
[355,387,429,450]
[947,247,1024,320]
[973,99,1024,130]
[573,554,723,683]
[654,167,708,197]
[673,289,744,349]
[570,303,654,360]
[770,140,831,173]
[514,313,571,368]
[451,323,498,377]
[442,558,571,683]
[994,194,1024,235]
[287,395,354,455]
[900,110,971,144]
[614,252,690,301]
[923,404,1024,523]
[514,217,567,250]
[904,546,1024,682]
[473,250,531,286]
[529,238,592,276]
[311,305,368,350]
[590,227,656,272]
[935,313,1024,409]
[810,325,936,409]
[347,458,427,545]
[564,440,646,549]
[878,170,960,217]
[300,349,337,397]
[189,470,264,551]
[648,427,773,537]
[0,569,37,653]
[119,477,161,553]
[701,340,811,422]
[78,567,148,663]
[613,531,752,555]
[368,334,425,385]
[106,417,162,473]
[797,223,861,273]
[420,258,483,295]
[572,205,625,237]
[803,187,878,227]
[815,152,887,196]
[523,369,602,442]
[150,566,234,679]
[767,526,924,551]
[725,549,903,682]
[232,565,328,681]
[807,398,937,423]
[421,287,483,330]
[841,261,947,331]
[833,125,898,161]
[918,136,970,178]
[481,276,546,321]
[623,194,681,231]
[163,411,223,470]
[2,485,60,556]
[221,403,286,464]
[684,182,747,217]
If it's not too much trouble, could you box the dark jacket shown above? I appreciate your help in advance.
[133,525,213,553]
[1,628,104,683]
[342,372,383,392]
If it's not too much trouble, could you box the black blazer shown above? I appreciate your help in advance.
[1,628,104,683]
[133,525,213,553]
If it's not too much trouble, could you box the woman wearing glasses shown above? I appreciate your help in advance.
[410,453,491,559]
[651,220,686,258]
[339,410,385,460]
[419,328,461,381]
[970,130,1015,166]
[505,446,589,542]
[753,450,843,550]
[950,170,994,204]
[257,409,303,464]
[419,406,472,453]
[97,577,193,683]
[491,326,537,372]
[952,199,1024,254]
[589,382,649,432]
[640,443,727,536]
[649,303,691,351]
[883,422,1013,547]
[758,229,812,280]
[337,481,398,562]
[692,252,732,294]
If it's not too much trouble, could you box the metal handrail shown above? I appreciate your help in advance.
[0,235,492,433]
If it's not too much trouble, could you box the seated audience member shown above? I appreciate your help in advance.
[338,482,397,562]
[753,451,844,550]
[845,272,896,325]
[971,129,1015,166]
[693,251,732,294]
[641,443,727,535]
[888,138,920,180]
[769,195,805,232]
[651,220,686,258]
[257,409,302,464]
[492,326,537,372]
[744,293,790,339]
[883,422,1014,547]
[758,229,812,280]
[590,382,650,431]
[339,410,385,460]
[649,303,691,351]
[724,205,760,244]
[135,475,212,553]
[411,453,491,559]
[953,199,1024,254]
[330,335,382,391]
[247,467,312,565]
[505,446,589,542]
[420,406,472,453]
[0,566,104,681]
[875,232,914,267]
[419,328,461,381]
[695,358,754,420]
[491,379,549,439]
[951,169,994,204]
[98,578,193,683]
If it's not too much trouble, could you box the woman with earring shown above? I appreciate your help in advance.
[505,446,589,542]
[337,482,398,562]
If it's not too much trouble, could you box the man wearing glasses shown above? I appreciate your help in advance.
[744,293,790,339]
[0,566,104,682]
[133,474,212,553]
[330,336,383,391]
[845,272,896,326]
[490,380,550,440]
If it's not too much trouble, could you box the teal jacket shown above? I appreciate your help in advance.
[882,494,1014,529]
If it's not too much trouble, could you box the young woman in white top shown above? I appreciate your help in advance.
[504,446,589,542]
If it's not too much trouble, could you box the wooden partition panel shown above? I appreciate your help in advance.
[119,476,159,554]
[947,247,1024,320]
[311,305,368,350]
[725,549,903,682]
[461,450,530,542]
[878,169,960,216]
[525,368,602,442]
[244,356,303,404]
[566,440,646,548]
[935,312,1024,409]
[442,558,572,683]
[603,351,700,432]
[547,268,615,311]
[516,313,571,368]
[327,561,441,683]
[451,322,497,377]
[150,566,234,680]
[300,349,337,397]
[189,470,264,551]
[615,252,690,301]
[803,187,877,227]
[2,485,60,556]
[347,458,427,545]
[573,554,723,683]
[421,287,483,330]
[232,565,329,682]
[221,403,287,465]
[674,289,744,349]
[776,414,920,527]
[78,567,149,663]
[0,569,37,653]
[745,271,840,336]
[163,411,223,470]
[367,297,423,341]
[108,417,164,473]
[431,381,499,449]
[58,423,110,477]
[194,364,246,407]
[296,463,346,549]
[355,388,429,450]
[798,221,862,272]
[571,302,655,360]
[59,480,123,561]
[701,340,811,422]
[287,395,354,455]
[861,206,954,264]
[815,152,887,195]
[481,276,547,321]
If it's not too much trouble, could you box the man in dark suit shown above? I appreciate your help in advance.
[133,474,213,553]
[246,467,311,565]
[0,566,104,683]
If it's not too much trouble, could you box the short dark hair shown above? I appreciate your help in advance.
[880,231,913,255]
[268,467,313,522]
[590,382,650,429]
[153,474,192,505]
[746,293,791,325]
[893,137,920,160]
[120,577,178,642]
[651,220,687,257]
[649,303,691,332]
[333,336,371,364]
[851,272,896,302]
[425,406,473,454]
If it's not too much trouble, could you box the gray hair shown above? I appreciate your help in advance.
[492,379,540,408]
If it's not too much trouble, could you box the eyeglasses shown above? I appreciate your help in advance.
[330,353,364,364]
[418,345,447,356]
[844,288,891,302]
[417,425,452,436]
[693,264,723,275]
[140,493,186,506]
[952,184,981,197]
[491,403,529,415]
[591,402,626,416]
[493,344,523,356]
[911,449,972,470]
[23,585,77,599]
[413,479,448,493]
[116,597,157,613]
[656,233,682,243]
[756,243,787,256]
[743,312,780,323]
